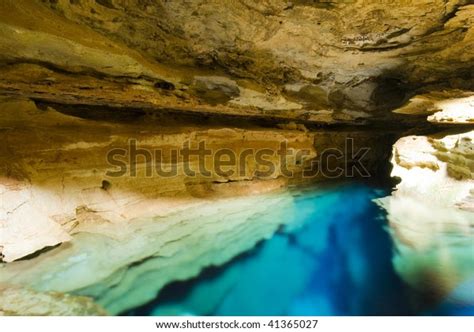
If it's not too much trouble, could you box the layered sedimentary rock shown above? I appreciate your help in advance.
[0,185,301,314]
[0,285,106,316]
[0,98,395,263]
[0,0,473,125]
[0,97,394,314]
[382,87,474,304]
[394,90,474,124]
[0,98,318,263]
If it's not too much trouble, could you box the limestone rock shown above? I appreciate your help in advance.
[0,0,473,316]
[377,131,474,300]
[0,285,106,316]
[0,190,301,314]
[0,1,473,123]
[0,98,317,262]
[393,90,474,124]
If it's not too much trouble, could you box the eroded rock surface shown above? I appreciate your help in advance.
[0,0,473,124]
[0,285,107,316]
[0,98,318,262]
[394,90,474,124]
[1,188,302,314]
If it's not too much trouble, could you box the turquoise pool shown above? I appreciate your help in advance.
[126,182,474,316]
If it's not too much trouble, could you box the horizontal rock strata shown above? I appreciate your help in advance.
[0,1,473,124]
[0,285,107,316]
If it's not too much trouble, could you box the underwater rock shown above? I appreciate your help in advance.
[0,285,107,316]
[0,97,393,263]
[139,184,414,316]
[0,190,302,314]
[0,0,473,317]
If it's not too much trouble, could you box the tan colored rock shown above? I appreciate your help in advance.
[0,1,473,123]
[0,0,473,316]
[0,285,106,316]
[0,95,392,264]
[0,188,300,314]
[428,95,474,124]
[393,90,474,124]
[0,98,318,262]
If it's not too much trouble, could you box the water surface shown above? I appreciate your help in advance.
[127,181,474,316]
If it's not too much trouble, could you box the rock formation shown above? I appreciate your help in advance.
[0,0,472,315]
[0,285,107,316]
[377,130,474,304]
[1,0,473,124]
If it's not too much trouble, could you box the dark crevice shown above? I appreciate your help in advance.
[10,243,62,262]
[31,99,440,134]
[101,180,112,191]
[154,80,175,91]
[95,0,116,10]
[0,60,162,87]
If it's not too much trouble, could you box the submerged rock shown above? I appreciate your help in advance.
[0,189,302,314]
[0,285,107,316]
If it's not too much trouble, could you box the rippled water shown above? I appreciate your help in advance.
[127,182,474,316]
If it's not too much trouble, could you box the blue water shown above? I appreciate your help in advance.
[127,182,473,316]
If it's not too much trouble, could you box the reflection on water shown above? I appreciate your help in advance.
[127,182,474,316]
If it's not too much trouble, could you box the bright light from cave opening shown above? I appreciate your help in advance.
[429,95,474,124]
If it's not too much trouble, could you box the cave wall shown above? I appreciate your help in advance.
[0,0,473,315]
[0,0,473,124]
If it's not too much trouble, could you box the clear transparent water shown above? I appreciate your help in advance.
[127,182,474,316]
